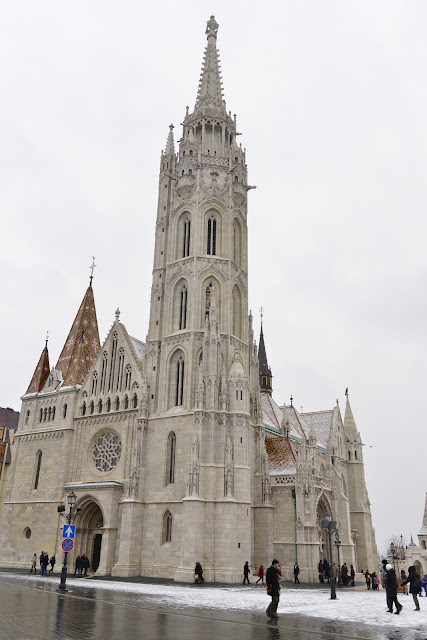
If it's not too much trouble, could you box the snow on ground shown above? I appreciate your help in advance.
[3,573,427,632]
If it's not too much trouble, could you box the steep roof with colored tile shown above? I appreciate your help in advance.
[265,437,297,475]
[56,285,100,387]
[26,345,50,394]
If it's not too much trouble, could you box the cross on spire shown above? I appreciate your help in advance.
[290,395,293,407]
[259,306,264,325]
[45,330,49,349]
[89,256,96,286]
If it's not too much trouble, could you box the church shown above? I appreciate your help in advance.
[0,17,377,582]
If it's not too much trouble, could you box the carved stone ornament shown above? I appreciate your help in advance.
[93,431,122,472]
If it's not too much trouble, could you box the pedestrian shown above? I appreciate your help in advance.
[341,563,348,586]
[243,561,251,585]
[350,564,355,586]
[400,569,408,595]
[42,552,49,576]
[401,566,421,611]
[73,555,82,577]
[256,565,264,584]
[39,551,45,576]
[265,559,281,619]
[293,563,300,584]
[194,561,204,584]
[365,570,371,590]
[49,554,56,574]
[332,563,338,582]
[381,559,391,612]
[318,559,324,583]
[30,554,37,574]
[324,559,330,583]
[421,574,427,597]
[385,563,403,614]
[81,554,89,576]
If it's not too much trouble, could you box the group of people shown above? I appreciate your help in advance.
[31,552,56,576]
[317,560,355,586]
[380,559,422,614]
[364,570,380,590]
[73,554,90,577]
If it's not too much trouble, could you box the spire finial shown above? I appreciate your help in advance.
[115,307,120,322]
[259,306,264,325]
[206,15,219,39]
[290,395,293,407]
[89,256,96,286]
[345,387,349,397]
[45,330,49,349]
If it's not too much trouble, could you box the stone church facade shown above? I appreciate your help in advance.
[0,17,377,582]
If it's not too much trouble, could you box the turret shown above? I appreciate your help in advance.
[26,339,50,394]
[258,312,272,395]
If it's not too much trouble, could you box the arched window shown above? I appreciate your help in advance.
[25,410,30,425]
[63,404,67,419]
[116,348,124,391]
[108,334,118,393]
[162,510,173,544]
[90,401,94,415]
[114,397,120,411]
[125,365,132,391]
[233,219,242,266]
[39,409,43,422]
[175,356,185,407]
[48,407,52,421]
[124,395,129,410]
[205,283,213,320]
[132,394,138,409]
[166,432,176,485]
[207,216,217,255]
[81,402,86,416]
[188,168,192,176]
[106,397,111,413]
[100,352,108,394]
[182,218,191,258]
[43,408,47,421]
[34,451,42,490]
[355,450,358,460]
[348,450,351,461]
[52,407,55,420]
[98,399,103,413]
[232,286,242,338]
[179,284,188,330]
[91,371,98,396]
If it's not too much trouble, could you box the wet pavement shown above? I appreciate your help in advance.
[1,572,426,640]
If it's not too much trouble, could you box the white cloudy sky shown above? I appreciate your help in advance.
[1,1,426,554]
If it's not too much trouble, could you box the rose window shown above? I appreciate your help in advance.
[93,432,122,472]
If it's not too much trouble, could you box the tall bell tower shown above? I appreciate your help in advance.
[143,16,260,582]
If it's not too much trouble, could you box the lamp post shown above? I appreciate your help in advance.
[57,491,80,593]
[335,531,342,586]
[321,512,337,600]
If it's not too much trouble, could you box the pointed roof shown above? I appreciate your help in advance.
[164,124,175,155]
[26,342,50,394]
[56,284,100,387]
[194,16,225,114]
[419,492,427,536]
[258,324,273,395]
[344,395,358,434]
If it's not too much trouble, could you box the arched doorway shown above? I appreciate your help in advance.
[316,494,333,564]
[75,499,104,573]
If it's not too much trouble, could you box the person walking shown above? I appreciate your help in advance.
[332,563,338,583]
[194,561,204,584]
[402,566,421,611]
[293,563,300,584]
[385,564,403,614]
[81,555,89,577]
[324,559,330,583]
[381,559,391,612]
[48,554,56,574]
[243,561,251,585]
[73,555,82,577]
[365,570,371,590]
[265,559,281,619]
[256,565,264,584]
[421,574,427,597]
[39,551,45,576]
[350,564,355,586]
[30,554,37,574]
[318,560,324,583]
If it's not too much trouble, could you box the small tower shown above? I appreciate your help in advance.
[418,492,427,551]
[26,338,50,394]
[258,309,272,395]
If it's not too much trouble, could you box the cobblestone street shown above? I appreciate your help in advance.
[1,572,426,640]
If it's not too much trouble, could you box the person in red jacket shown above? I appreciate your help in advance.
[256,565,264,584]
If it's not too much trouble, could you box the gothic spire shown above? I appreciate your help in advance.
[164,124,175,156]
[55,284,100,387]
[26,341,50,394]
[343,393,358,435]
[194,16,225,114]
[258,320,272,396]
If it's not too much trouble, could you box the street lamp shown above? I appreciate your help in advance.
[321,512,337,600]
[57,491,81,593]
[335,531,342,586]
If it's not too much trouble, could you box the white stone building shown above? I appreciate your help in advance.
[0,16,377,582]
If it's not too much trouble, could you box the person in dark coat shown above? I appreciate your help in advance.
[350,564,355,586]
[381,559,391,611]
[385,564,403,614]
[81,554,89,577]
[293,563,300,584]
[341,563,349,585]
[256,565,264,584]
[265,559,281,618]
[402,566,421,611]
[48,554,56,574]
[365,570,371,590]
[194,561,204,583]
[318,560,324,583]
[324,559,330,583]
[243,561,250,584]
[73,555,82,577]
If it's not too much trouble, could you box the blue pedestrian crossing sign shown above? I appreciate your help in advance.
[62,524,76,539]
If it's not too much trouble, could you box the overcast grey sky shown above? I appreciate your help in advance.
[1,0,426,555]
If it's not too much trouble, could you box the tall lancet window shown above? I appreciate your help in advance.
[166,432,176,485]
[207,216,217,255]
[232,286,242,338]
[34,451,42,490]
[205,283,212,319]
[100,352,108,393]
[182,218,191,258]
[175,356,185,406]
[179,285,188,330]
